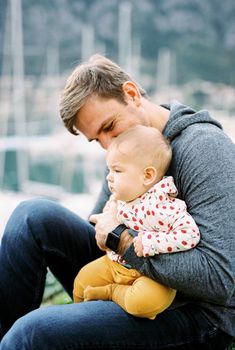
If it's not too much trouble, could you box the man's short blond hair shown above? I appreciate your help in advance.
[108,125,172,179]
[60,54,147,135]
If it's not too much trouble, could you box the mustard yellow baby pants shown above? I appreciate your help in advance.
[73,255,176,320]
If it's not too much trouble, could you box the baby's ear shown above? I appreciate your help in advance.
[143,166,158,186]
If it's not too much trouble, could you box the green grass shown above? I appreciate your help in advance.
[41,270,72,306]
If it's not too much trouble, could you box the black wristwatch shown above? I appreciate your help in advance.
[105,224,127,252]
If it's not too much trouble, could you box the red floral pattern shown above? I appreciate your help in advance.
[116,176,200,257]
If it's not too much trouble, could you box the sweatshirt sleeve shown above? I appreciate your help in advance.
[137,194,200,256]
[123,124,235,305]
[89,167,110,217]
[139,217,200,256]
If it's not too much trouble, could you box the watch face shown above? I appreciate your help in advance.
[105,224,127,252]
[106,231,120,252]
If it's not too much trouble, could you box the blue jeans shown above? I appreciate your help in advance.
[0,199,233,349]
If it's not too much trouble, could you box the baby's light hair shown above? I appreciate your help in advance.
[108,125,172,179]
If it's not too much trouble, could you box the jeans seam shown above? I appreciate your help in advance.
[31,258,47,310]
[43,246,79,268]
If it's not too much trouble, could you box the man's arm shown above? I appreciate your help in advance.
[89,167,110,218]
[116,230,133,255]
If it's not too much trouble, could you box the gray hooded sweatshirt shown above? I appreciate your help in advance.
[91,100,235,336]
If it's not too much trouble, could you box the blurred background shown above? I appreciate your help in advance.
[1,0,235,239]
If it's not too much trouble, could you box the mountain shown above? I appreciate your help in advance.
[0,0,235,89]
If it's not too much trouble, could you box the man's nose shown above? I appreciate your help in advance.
[99,135,113,149]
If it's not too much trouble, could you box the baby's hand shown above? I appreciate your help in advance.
[133,233,144,257]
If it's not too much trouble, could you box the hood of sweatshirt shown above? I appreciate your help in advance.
[161,100,222,141]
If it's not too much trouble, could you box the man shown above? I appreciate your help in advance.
[0,54,234,349]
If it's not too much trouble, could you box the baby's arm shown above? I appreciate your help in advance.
[133,215,200,257]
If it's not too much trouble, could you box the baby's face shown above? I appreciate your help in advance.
[106,147,146,202]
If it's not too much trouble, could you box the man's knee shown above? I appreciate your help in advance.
[15,198,60,222]
[6,198,58,231]
[2,199,57,243]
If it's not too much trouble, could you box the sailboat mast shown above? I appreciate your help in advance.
[10,0,28,191]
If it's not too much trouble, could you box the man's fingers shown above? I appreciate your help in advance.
[89,214,99,224]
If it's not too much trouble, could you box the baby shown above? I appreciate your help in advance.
[73,125,200,320]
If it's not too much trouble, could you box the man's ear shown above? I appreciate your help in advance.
[122,81,141,106]
[143,166,158,186]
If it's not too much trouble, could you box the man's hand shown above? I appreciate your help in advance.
[89,199,119,251]
[102,194,116,213]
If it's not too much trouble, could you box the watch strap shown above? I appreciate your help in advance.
[112,224,127,237]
